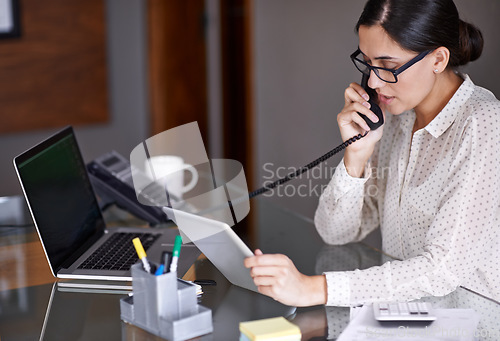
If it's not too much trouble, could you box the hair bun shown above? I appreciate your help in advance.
[457,19,484,66]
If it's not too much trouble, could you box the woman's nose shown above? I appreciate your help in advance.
[368,70,385,90]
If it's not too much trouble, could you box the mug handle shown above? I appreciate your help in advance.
[181,164,198,193]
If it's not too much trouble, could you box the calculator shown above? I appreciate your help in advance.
[373,302,437,322]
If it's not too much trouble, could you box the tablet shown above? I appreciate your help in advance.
[162,207,258,292]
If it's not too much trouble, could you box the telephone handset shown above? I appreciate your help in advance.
[248,74,384,198]
[358,73,384,130]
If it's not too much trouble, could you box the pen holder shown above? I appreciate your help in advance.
[120,263,213,341]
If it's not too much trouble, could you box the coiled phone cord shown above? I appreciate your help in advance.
[248,131,368,199]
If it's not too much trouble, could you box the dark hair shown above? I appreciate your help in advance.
[355,0,484,68]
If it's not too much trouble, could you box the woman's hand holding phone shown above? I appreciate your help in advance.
[338,81,384,177]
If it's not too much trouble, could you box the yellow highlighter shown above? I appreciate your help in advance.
[132,237,151,273]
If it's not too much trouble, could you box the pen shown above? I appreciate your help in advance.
[154,251,173,276]
[163,251,173,273]
[132,237,151,273]
[154,264,165,276]
[169,235,182,273]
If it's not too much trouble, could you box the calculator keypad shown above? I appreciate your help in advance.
[373,302,436,321]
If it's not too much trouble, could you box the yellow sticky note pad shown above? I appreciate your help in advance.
[239,316,301,341]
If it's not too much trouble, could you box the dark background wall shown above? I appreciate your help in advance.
[0,0,149,196]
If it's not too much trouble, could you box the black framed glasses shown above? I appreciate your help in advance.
[350,48,432,83]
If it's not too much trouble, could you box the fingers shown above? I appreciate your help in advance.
[244,252,292,287]
[251,268,286,287]
[244,249,263,268]
[246,261,292,302]
[342,98,380,123]
[249,264,290,279]
[339,83,381,134]
[244,251,320,306]
[244,253,290,268]
[338,106,369,132]
[345,82,370,105]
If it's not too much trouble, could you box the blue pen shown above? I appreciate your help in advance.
[155,264,165,276]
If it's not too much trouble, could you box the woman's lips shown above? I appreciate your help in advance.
[378,94,395,105]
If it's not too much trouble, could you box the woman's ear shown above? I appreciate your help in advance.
[431,47,451,73]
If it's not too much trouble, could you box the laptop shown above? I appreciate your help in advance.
[13,126,199,281]
[163,206,258,292]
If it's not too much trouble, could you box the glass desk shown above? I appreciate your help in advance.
[0,196,498,340]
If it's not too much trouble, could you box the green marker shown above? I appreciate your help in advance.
[169,235,182,273]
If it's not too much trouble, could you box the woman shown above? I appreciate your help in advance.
[245,0,499,307]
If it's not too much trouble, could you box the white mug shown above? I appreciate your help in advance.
[144,155,198,201]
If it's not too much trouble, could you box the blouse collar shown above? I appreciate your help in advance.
[397,74,475,138]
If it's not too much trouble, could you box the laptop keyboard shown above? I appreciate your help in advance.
[77,232,160,271]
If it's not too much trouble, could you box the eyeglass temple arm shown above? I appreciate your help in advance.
[394,50,432,76]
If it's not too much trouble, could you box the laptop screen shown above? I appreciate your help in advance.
[14,127,105,272]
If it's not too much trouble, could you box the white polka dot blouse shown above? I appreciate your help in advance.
[314,74,500,306]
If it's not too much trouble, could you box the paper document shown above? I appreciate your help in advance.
[337,305,480,341]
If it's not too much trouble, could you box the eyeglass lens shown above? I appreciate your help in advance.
[352,58,397,83]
